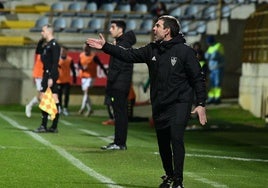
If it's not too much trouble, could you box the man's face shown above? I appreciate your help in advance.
[153,19,169,42]
[41,26,49,40]
[109,23,122,38]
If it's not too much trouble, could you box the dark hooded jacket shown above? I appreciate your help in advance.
[102,33,206,115]
[106,30,136,94]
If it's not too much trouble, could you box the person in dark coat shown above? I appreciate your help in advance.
[87,15,207,188]
[34,24,61,133]
[100,19,137,150]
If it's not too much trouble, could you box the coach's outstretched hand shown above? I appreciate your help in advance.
[86,33,106,49]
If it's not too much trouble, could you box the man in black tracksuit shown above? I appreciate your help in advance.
[87,15,207,188]
[101,20,137,150]
[34,24,61,133]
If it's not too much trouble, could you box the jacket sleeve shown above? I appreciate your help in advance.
[93,55,107,76]
[50,44,60,81]
[184,47,207,107]
[102,42,150,64]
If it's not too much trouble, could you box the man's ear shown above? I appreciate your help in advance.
[165,28,170,36]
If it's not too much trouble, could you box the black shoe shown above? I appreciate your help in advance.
[33,126,47,133]
[101,143,127,150]
[47,127,58,133]
[172,179,184,188]
[159,175,173,188]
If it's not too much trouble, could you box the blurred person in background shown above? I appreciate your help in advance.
[205,35,225,105]
[78,43,107,117]
[25,38,45,118]
[57,46,77,116]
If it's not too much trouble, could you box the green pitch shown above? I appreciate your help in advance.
[0,104,267,188]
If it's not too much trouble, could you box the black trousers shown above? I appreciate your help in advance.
[58,83,71,109]
[109,90,129,146]
[40,74,60,128]
[155,103,192,182]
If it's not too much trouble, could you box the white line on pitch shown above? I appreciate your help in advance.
[79,129,113,143]
[0,113,123,188]
[186,153,268,163]
[60,119,73,126]
[186,172,228,188]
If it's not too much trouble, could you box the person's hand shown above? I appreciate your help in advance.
[191,106,207,126]
[86,33,106,49]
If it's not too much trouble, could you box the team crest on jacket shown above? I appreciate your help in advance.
[171,57,177,66]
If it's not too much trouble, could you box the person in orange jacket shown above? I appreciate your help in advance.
[57,46,77,116]
[25,38,45,118]
[78,43,107,116]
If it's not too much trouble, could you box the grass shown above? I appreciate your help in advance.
[0,103,267,188]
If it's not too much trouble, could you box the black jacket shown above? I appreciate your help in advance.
[41,39,60,81]
[106,30,136,94]
[102,33,206,114]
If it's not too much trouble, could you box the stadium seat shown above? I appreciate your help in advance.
[134,3,148,13]
[126,19,138,31]
[82,18,104,33]
[116,3,131,12]
[207,0,219,4]
[53,17,67,32]
[182,5,200,19]
[135,19,152,35]
[64,18,84,33]
[196,21,207,34]
[112,3,131,18]
[47,2,64,16]
[100,3,115,12]
[180,20,191,34]
[169,7,183,18]
[191,0,208,4]
[202,6,217,20]
[173,0,190,3]
[77,2,97,17]
[94,3,115,17]
[30,16,49,32]
[222,5,231,18]
[62,2,81,16]
[128,3,148,18]
[223,0,234,3]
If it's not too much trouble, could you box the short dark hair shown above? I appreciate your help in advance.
[158,15,181,38]
[110,19,126,33]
